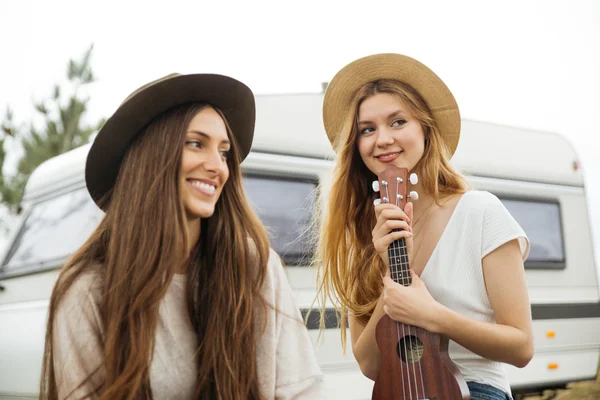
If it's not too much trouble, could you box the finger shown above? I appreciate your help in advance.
[376,230,413,251]
[409,269,422,282]
[374,203,401,219]
[380,209,411,224]
[374,210,411,232]
[373,208,406,233]
[383,304,390,316]
[377,219,411,235]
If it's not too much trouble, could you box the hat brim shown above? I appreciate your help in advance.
[85,73,255,209]
[322,53,460,156]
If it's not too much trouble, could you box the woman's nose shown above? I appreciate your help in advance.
[376,127,395,147]
[203,149,227,174]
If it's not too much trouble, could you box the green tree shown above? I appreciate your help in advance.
[0,44,104,213]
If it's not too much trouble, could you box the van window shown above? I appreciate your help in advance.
[0,175,317,276]
[243,176,317,265]
[1,188,103,275]
[499,198,565,269]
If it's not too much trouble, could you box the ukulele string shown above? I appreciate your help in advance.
[396,177,425,399]
[399,238,426,399]
[389,181,414,398]
[392,238,413,398]
[392,182,419,399]
[386,182,408,398]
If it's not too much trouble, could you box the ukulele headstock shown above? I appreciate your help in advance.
[372,166,419,207]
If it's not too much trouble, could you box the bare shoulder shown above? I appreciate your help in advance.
[429,192,468,218]
[438,192,464,209]
[437,190,502,214]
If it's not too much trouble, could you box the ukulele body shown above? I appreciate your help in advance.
[372,316,470,399]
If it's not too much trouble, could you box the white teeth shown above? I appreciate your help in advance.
[190,181,216,194]
[377,152,400,159]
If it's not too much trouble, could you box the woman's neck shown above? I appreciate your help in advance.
[186,218,201,253]
[176,218,201,274]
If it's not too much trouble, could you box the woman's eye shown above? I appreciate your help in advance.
[392,119,407,127]
[221,150,231,160]
[360,127,374,135]
[185,140,202,148]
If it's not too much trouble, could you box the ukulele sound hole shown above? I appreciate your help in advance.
[396,335,424,364]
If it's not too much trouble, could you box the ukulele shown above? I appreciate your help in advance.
[371,165,470,400]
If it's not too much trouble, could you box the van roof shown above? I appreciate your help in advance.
[23,93,583,201]
[252,93,583,186]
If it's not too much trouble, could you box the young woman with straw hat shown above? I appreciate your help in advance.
[40,73,324,400]
[316,53,533,399]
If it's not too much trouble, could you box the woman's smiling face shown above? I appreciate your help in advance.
[179,106,231,221]
[356,92,425,175]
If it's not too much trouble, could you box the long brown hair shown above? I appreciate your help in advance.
[40,103,271,399]
[315,79,468,350]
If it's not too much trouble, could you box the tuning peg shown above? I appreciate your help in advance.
[372,180,380,192]
[408,191,419,200]
[373,198,381,206]
[409,173,418,185]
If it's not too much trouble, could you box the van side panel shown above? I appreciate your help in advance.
[0,270,59,399]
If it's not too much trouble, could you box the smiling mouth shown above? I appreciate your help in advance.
[187,179,216,196]
[375,151,402,161]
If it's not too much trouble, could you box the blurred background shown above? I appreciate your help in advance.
[1,0,598,267]
[0,1,599,398]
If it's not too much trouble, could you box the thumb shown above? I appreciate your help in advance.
[410,269,421,284]
[404,201,414,225]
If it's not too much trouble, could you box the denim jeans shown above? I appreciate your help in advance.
[467,381,512,400]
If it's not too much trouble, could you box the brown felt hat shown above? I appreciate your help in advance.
[85,73,255,210]
[322,53,460,155]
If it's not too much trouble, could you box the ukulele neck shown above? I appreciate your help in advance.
[388,235,411,286]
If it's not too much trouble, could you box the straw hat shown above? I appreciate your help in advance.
[85,73,255,210]
[322,53,460,155]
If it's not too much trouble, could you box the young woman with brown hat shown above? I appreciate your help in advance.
[40,73,324,399]
[316,54,533,399]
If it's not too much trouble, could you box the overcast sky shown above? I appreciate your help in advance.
[1,0,600,269]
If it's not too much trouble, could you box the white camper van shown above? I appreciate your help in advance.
[0,93,598,399]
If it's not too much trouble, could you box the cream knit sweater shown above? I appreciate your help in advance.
[52,249,324,399]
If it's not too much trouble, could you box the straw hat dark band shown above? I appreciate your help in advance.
[85,73,255,210]
[322,53,460,155]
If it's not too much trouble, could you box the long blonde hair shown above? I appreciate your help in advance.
[40,103,271,400]
[315,79,468,350]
